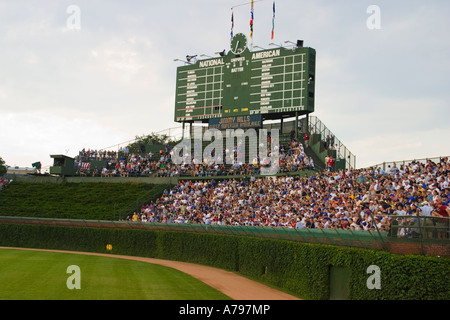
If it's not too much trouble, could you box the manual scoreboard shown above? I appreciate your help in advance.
[174,33,316,124]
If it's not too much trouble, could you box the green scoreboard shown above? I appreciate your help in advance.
[174,33,316,124]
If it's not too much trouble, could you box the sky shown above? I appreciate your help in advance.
[1,0,449,170]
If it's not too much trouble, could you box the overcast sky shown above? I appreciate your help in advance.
[1,0,449,169]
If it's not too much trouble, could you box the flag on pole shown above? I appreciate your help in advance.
[231,9,234,39]
[250,0,254,39]
[271,1,275,39]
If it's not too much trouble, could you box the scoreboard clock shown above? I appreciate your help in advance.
[230,32,248,55]
[174,33,316,123]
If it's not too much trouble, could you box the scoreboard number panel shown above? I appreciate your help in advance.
[175,33,315,122]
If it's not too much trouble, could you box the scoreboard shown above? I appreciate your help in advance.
[174,33,316,124]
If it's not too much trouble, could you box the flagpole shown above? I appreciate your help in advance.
[231,0,266,51]
[231,0,264,10]
[271,1,275,40]
[250,0,254,50]
[230,8,234,40]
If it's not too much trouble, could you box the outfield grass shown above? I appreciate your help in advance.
[0,248,231,300]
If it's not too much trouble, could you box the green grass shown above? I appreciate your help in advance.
[0,248,231,300]
[0,181,171,220]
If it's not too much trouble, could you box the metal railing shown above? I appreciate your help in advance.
[387,215,450,240]
[98,126,185,153]
[308,116,356,170]
[368,156,449,171]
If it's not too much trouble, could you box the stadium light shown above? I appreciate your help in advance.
[284,40,304,48]
[216,49,226,57]
[252,45,266,51]
[173,58,191,65]
[200,50,226,59]
[186,55,198,63]
[269,42,285,48]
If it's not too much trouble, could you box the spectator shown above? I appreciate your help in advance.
[126,158,449,238]
[327,156,334,172]
[304,133,310,148]
[0,177,10,191]
[290,129,295,142]
[436,201,450,239]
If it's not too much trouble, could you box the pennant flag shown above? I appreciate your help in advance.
[231,10,234,39]
[250,0,254,38]
[271,1,275,39]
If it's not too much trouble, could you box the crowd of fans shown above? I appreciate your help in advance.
[155,138,314,177]
[76,138,315,178]
[77,147,158,177]
[125,158,450,238]
[76,140,449,239]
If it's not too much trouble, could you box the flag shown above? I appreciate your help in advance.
[271,1,275,39]
[250,0,254,38]
[231,10,234,39]
[32,161,41,169]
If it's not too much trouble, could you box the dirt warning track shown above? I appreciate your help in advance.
[1,247,301,300]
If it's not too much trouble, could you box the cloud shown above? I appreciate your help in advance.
[0,113,129,168]
[317,95,449,168]
[351,126,450,168]
[88,36,154,85]
[1,1,449,169]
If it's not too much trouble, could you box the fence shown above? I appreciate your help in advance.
[388,215,449,239]
[1,215,448,256]
[308,115,357,170]
[368,156,449,170]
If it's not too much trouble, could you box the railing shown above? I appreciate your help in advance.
[387,215,450,240]
[98,126,185,153]
[368,156,449,171]
[308,116,357,170]
[1,215,448,256]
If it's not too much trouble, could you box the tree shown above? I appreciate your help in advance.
[0,157,7,176]
[127,133,181,155]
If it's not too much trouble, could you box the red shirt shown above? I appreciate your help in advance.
[439,205,449,217]
[328,157,334,167]
[438,204,449,223]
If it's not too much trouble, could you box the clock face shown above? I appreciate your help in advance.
[230,33,248,55]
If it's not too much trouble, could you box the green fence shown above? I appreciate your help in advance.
[388,215,450,239]
[1,221,449,300]
[1,215,448,256]
[130,222,388,250]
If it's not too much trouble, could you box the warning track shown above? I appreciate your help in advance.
[0,247,301,300]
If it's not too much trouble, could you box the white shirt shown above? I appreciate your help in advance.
[420,205,433,216]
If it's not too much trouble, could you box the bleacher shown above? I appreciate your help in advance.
[63,116,353,179]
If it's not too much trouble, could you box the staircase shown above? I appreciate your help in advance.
[179,116,356,172]
[307,116,356,170]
